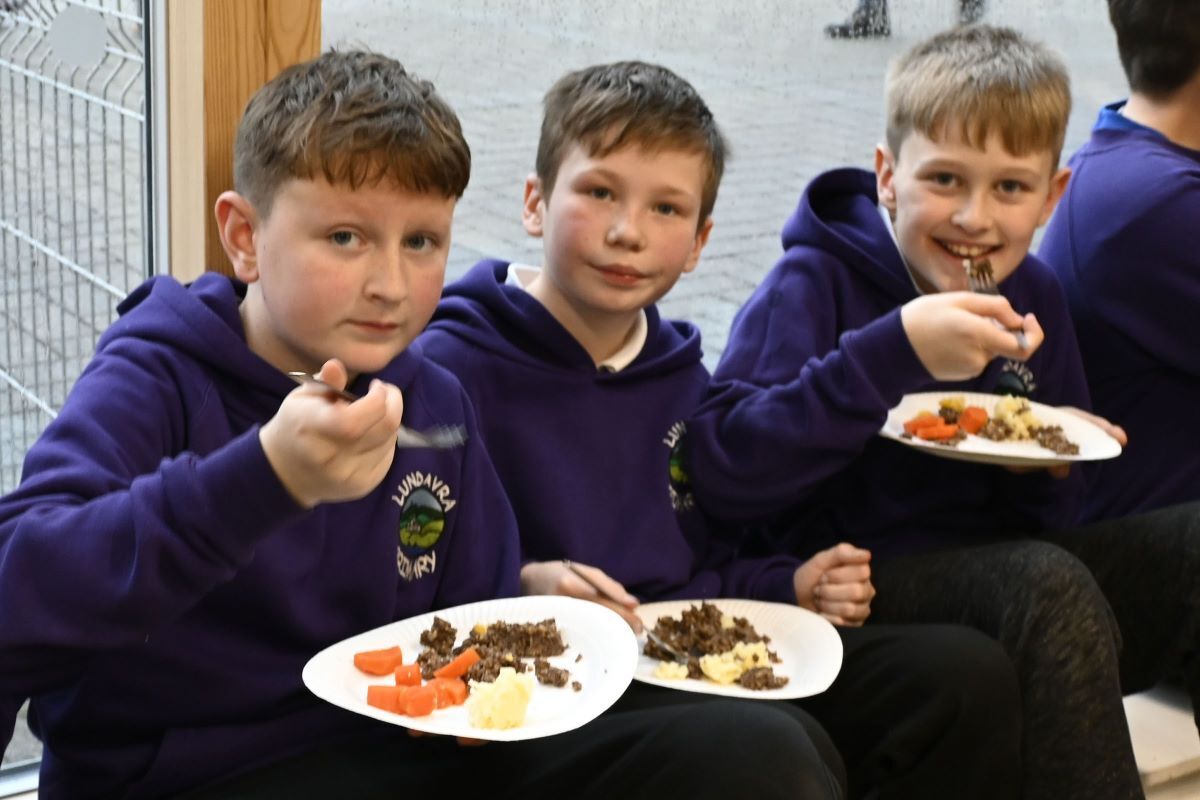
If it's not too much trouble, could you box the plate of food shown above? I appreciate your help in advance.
[633,599,842,700]
[302,595,638,741]
[879,392,1123,467]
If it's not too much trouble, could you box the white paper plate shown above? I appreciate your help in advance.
[879,392,1123,467]
[633,599,843,700]
[302,595,638,741]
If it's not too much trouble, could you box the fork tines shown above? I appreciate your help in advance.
[963,258,1029,350]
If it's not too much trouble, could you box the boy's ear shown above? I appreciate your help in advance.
[522,173,546,238]
[214,191,260,282]
[683,216,715,273]
[874,143,898,213]
[1038,166,1072,226]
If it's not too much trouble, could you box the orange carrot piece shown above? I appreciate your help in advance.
[430,677,469,708]
[433,646,481,680]
[402,684,438,717]
[394,663,423,687]
[959,406,988,434]
[916,423,959,441]
[903,412,942,435]
[366,684,409,713]
[354,646,404,676]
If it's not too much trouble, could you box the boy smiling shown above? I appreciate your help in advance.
[687,25,1166,798]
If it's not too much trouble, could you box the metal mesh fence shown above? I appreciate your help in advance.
[0,0,148,494]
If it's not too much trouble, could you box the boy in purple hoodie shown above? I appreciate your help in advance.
[0,51,839,800]
[1040,0,1200,522]
[691,25,1200,800]
[421,60,1024,800]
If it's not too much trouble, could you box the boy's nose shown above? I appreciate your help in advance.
[605,209,646,251]
[952,193,992,233]
[365,252,408,301]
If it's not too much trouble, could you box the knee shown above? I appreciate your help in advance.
[673,701,843,800]
[1007,543,1117,640]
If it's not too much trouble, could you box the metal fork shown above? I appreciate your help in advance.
[964,258,1030,350]
[285,372,467,450]
[561,560,690,663]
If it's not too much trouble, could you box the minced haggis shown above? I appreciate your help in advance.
[417,617,578,688]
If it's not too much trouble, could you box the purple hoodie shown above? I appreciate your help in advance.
[1041,102,1200,521]
[0,273,520,798]
[688,168,1090,559]
[420,260,802,605]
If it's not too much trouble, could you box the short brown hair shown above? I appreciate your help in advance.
[234,50,470,217]
[535,61,728,223]
[885,25,1071,164]
[1108,0,1200,98]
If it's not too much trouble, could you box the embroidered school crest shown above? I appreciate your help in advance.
[391,471,457,581]
[996,360,1037,397]
[663,420,695,512]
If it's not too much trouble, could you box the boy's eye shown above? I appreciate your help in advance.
[997,179,1027,194]
[588,186,612,200]
[330,230,360,247]
[931,172,957,187]
[405,233,436,251]
[654,203,679,216]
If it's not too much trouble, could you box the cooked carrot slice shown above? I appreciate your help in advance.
[433,646,481,680]
[903,412,942,435]
[430,677,469,708]
[916,423,959,440]
[402,684,438,717]
[354,646,404,676]
[394,663,423,687]
[367,684,409,713]
[959,406,988,434]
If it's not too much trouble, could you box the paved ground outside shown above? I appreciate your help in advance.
[3,0,1125,769]
[325,0,1123,365]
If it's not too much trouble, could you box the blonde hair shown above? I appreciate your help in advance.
[885,25,1071,163]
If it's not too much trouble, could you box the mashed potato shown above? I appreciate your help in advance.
[991,395,1041,440]
[653,661,691,680]
[698,641,773,685]
[466,666,535,729]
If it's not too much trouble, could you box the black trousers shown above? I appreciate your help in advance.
[183,683,844,800]
[869,500,1200,800]
[800,624,1022,800]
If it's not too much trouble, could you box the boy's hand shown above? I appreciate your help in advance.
[260,359,404,508]
[520,561,644,632]
[902,292,1044,381]
[793,543,874,627]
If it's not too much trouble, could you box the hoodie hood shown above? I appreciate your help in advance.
[782,167,918,303]
[430,259,703,380]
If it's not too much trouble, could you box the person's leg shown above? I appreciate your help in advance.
[499,699,844,800]
[871,541,1143,800]
[1051,501,1200,723]
[825,0,890,39]
[798,624,1021,800]
[960,0,986,24]
[609,681,846,793]
[181,697,844,800]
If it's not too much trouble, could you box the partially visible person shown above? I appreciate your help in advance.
[422,58,1023,800]
[0,50,843,800]
[825,0,985,39]
[1039,0,1200,521]
[686,25,1200,800]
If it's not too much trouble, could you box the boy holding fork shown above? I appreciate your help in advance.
[688,24,1200,799]
[421,58,1024,799]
